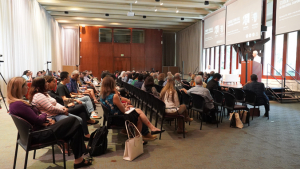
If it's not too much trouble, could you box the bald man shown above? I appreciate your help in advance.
[253,50,261,63]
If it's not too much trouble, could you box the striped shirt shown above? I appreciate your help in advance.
[32,93,65,117]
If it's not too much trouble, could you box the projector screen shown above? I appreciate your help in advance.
[204,9,226,48]
[226,0,263,45]
[276,0,300,35]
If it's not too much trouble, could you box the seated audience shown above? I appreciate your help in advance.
[165,71,173,81]
[127,73,133,84]
[57,71,100,119]
[206,73,228,94]
[190,74,196,87]
[100,77,164,135]
[187,72,192,82]
[67,70,99,104]
[42,70,46,76]
[22,70,32,82]
[131,73,139,85]
[143,76,159,97]
[134,74,144,89]
[7,77,92,168]
[88,70,93,79]
[57,70,61,77]
[36,71,43,78]
[243,74,270,117]
[158,73,165,86]
[181,76,217,123]
[122,72,128,82]
[45,76,99,139]
[160,78,193,133]
[153,73,159,85]
[174,73,184,90]
[207,71,215,83]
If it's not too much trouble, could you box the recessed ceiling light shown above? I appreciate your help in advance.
[155,8,157,12]
[75,17,84,20]
[110,23,120,25]
[143,15,146,18]
[70,8,79,10]
[176,10,179,13]
[181,18,184,20]
[204,1,209,5]
[160,2,163,5]
[105,13,109,16]
[94,18,104,21]
[135,0,137,3]
[59,20,69,23]
[64,11,69,14]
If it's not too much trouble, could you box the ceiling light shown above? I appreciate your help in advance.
[64,11,69,14]
[110,23,120,25]
[135,0,137,3]
[160,2,163,5]
[70,8,79,10]
[94,18,104,21]
[105,13,109,16]
[75,17,84,20]
[143,15,146,18]
[204,1,209,5]
[181,18,184,20]
[155,0,160,2]
[155,8,157,12]
[59,20,69,23]
[176,10,179,13]
[81,25,85,27]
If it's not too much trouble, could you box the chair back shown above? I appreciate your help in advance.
[156,98,166,116]
[190,94,205,111]
[10,115,33,146]
[244,90,257,105]
[100,102,110,126]
[181,91,192,108]
[228,88,235,95]
[183,85,191,90]
[176,89,183,104]
[213,89,224,105]
[233,88,245,102]
[223,92,236,111]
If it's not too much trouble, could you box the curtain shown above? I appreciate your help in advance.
[0,0,63,96]
[176,21,203,74]
[163,33,176,66]
[63,28,79,66]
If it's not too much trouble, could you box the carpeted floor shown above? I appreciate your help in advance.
[1,99,300,169]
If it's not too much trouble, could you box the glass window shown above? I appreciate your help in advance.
[99,28,112,42]
[220,45,225,74]
[206,48,210,71]
[211,48,214,70]
[215,46,219,73]
[286,31,297,76]
[275,34,284,76]
[132,29,144,43]
[202,49,206,72]
[225,45,231,74]
[113,29,130,43]
[232,47,237,74]
[263,21,272,75]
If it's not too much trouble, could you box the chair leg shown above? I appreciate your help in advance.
[68,142,71,156]
[52,144,55,164]
[182,117,185,138]
[188,109,191,126]
[159,118,164,140]
[33,150,36,159]
[252,106,255,120]
[13,143,18,169]
[62,143,66,169]
[155,111,159,127]
[24,150,29,169]
[200,112,203,130]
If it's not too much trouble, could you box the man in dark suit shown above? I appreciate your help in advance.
[243,74,269,117]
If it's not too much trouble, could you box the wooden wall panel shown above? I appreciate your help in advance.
[131,43,145,72]
[114,58,131,71]
[80,27,100,43]
[79,42,99,77]
[99,43,114,74]
[114,43,131,57]
[145,29,163,72]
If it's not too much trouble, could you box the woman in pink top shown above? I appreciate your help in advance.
[28,78,92,142]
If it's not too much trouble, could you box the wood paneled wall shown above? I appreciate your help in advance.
[79,26,163,78]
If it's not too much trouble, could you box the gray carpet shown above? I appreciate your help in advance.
[1,100,300,169]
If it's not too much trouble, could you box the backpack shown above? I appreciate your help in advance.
[88,126,108,156]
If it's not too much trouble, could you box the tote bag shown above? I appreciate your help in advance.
[123,120,143,161]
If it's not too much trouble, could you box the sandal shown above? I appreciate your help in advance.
[74,158,92,169]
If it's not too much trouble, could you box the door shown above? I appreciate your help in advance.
[114,57,131,72]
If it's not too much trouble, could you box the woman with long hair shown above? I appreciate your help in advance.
[8,77,92,168]
[160,78,193,133]
[143,76,159,97]
[100,76,164,135]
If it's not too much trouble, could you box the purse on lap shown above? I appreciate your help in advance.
[123,120,143,161]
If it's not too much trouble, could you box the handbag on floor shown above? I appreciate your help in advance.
[123,120,143,161]
[229,112,243,129]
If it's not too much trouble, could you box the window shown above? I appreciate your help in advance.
[202,49,206,72]
[232,47,237,74]
[113,29,130,43]
[211,48,214,70]
[225,45,231,74]
[220,45,225,74]
[215,46,219,73]
[206,48,210,70]
[287,31,297,76]
[263,21,272,75]
[274,34,284,75]
[99,28,112,42]
[132,29,144,43]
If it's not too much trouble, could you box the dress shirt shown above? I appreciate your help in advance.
[187,85,214,109]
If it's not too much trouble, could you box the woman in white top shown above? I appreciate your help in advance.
[160,78,193,133]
